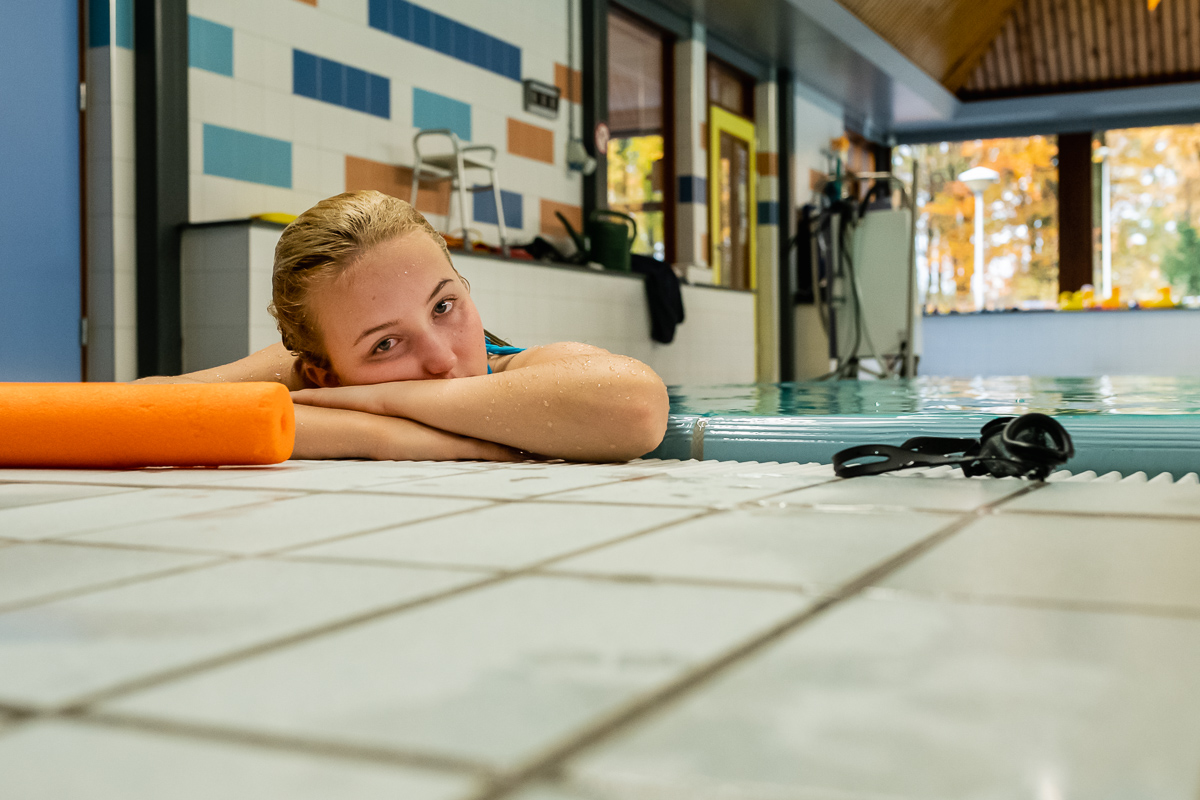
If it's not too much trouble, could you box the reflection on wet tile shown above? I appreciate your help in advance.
[770,475,1029,512]
[68,494,491,555]
[0,543,214,610]
[551,506,952,591]
[880,513,1200,611]
[558,596,1200,799]
[106,576,810,768]
[0,721,477,800]
[377,463,628,500]
[1001,481,1200,518]
[0,559,483,709]
[209,461,491,492]
[294,502,699,570]
[545,471,833,508]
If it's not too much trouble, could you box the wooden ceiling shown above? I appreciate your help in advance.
[836,0,1200,101]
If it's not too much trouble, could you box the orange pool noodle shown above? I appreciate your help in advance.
[0,382,295,468]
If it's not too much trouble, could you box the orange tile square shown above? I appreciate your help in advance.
[756,152,778,177]
[292,0,317,6]
[345,155,450,217]
[508,118,555,164]
[699,121,707,151]
[540,199,583,238]
[554,63,582,103]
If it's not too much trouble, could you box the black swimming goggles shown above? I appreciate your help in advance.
[833,413,1075,480]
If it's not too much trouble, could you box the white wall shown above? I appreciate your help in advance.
[457,253,756,385]
[922,310,1200,376]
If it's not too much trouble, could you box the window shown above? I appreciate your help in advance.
[895,137,1059,313]
[606,7,673,261]
[706,57,753,119]
[1097,124,1200,305]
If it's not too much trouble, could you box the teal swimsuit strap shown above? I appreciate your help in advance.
[485,342,525,374]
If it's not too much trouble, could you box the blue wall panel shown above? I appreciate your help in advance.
[293,50,390,119]
[1,0,82,379]
[370,1,521,82]
[413,88,471,140]
[203,124,293,188]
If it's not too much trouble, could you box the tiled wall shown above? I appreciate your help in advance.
[186,0,586,251]
[754,80,780,383]
[86,0,138,382]
[673,33,709,279]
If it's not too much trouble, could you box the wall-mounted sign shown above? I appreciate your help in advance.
[522,79,560,120]
[594,121,610,155]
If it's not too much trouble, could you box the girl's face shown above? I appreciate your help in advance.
[305,231,487,386]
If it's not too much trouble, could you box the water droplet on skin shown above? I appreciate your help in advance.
[543,400,549,406]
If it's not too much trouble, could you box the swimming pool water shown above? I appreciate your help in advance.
[668,377,1200,417]
[654,377,1200,477]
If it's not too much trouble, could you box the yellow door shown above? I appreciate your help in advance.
[708,105,757,291]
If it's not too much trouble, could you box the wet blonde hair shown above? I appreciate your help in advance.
[269,190,461,370]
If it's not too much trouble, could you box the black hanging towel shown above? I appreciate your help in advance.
[631,254,685,344]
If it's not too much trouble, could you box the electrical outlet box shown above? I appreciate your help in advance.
[523,79,560,120]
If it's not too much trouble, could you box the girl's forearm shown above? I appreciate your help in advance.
[292,404,521,461]
[295,355,668,460]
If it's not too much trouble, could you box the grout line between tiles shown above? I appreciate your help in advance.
[69,709,498,780]
[528,566,818,596]
[997,507,1200,522]
[464,481,1048,800]
[0,556,231,616]
[861,585,1200,621]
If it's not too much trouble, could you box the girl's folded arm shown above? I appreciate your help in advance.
[291,342,669,461]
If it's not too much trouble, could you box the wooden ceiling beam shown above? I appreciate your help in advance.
[941,0,1025,91]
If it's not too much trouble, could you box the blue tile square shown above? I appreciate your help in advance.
[292,50,318,99]
[390,0,411,39]
[433,13,454,56]
[472,187,523,229]
[203,124,292,188]
[368,0,389,32]
[412,87,470,141]
[757,200,779,225]
[411,5,433,47]
[319,57,345,105]
[505,43,522,81]
[88,0,109,47]
[345,66,368,112]
[115,0,133,49]
[485,35,506,76]
[188,16,234,77]
[451,20,470,62]
[368,73,391,118]
[467,28,488,68]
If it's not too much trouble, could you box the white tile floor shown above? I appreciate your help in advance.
[2,458,1199,799]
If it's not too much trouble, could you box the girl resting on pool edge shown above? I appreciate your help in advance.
[138,190,670,463]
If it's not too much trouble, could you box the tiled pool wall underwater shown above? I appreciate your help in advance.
[648,377,1200,477]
